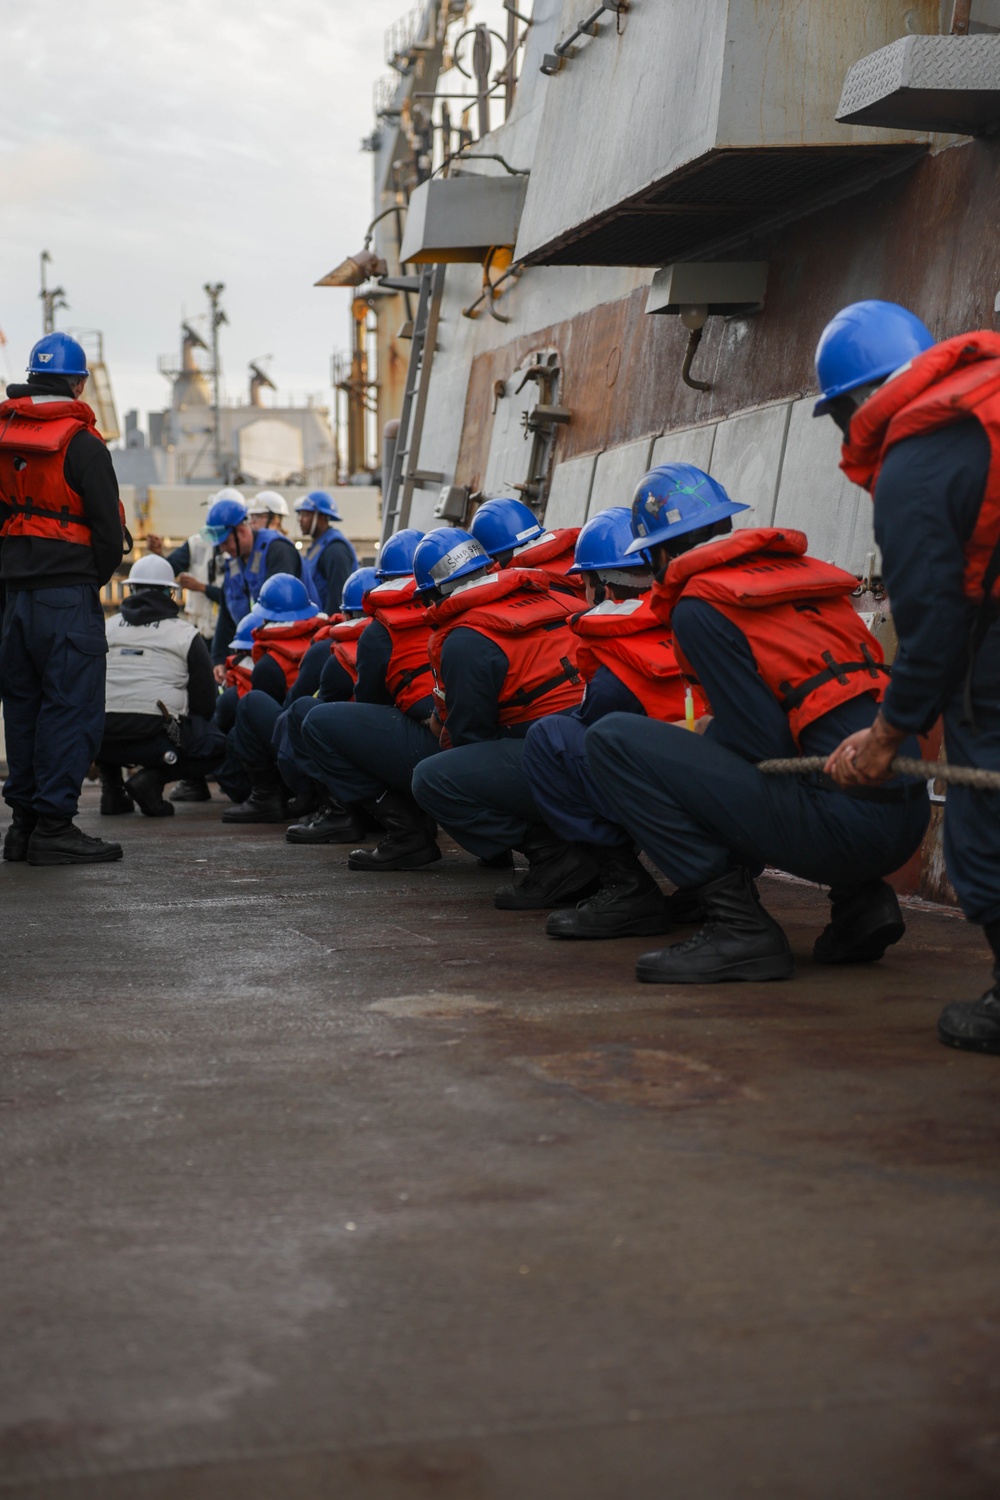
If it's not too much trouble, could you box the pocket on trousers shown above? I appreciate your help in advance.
[33,588,83,609]
[67,630,109,657]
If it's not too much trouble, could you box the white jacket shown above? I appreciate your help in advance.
[105,612,197,717]
[183,531,218,640]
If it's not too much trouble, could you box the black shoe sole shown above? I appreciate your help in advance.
[348,845,442,871]
[546,913,671,939]
[813,919,905,965]
[286,826,368,845]
[937,1026,1000,1055]
[2,847,28,863]
[494,875,601,911]
[27,847,124,866]
[636,953,794,984]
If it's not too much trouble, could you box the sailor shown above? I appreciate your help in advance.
[524,507,705,936]
[298,527,440,867]
[815,301,1000,1053]
[246,490,290,534]
[162,490,233,804]
[0,332,127,866]
[294,490,358,615]
[470,496,584,597]
[406,527,589,894]
[204,493,301,680]
[96,554,225,817]
[222,572,328,823]
[583,463,930,984]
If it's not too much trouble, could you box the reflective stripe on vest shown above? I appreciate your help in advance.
[426,567,584,727]
[511,528,585,598]
[651,528,888,745]
[0,397,102,548]
[364,575,435,713]
[572,595,703,720]
[842,331,1000,605]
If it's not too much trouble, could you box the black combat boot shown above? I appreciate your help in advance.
[169,778,211,803]
[348,790,440,870]
[493,824,599,911]
[3,804,38,863]
[221,769,289,824]
[286,786,324,821]
[125,767,175,818]
[813,878,905,964]
[937,920,1000,1055]
[636,865,793,984]
[26,817,124,866]
[98,766,134,816]
[287,800,370,845]
[546,845,670,939]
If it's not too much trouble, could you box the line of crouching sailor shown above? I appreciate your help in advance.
[3,303,1000,1059]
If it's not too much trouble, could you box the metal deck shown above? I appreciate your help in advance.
[3,787,1000,1498]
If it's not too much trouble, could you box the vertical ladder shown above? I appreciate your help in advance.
[380,263,446,547]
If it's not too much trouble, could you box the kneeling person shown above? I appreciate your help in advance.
[98,555,224,816]
[585,464,930,984]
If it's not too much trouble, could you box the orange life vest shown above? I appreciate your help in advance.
[226,655,254,698]
[0,396,127,546]
[324,615,369,685]
[251,615,328,692]
[512,528,585,598]
[363,575,435,714]
[572,595,706,721]
[651,528,888,745]
[841,331,1000,605]
[426,567,584,728]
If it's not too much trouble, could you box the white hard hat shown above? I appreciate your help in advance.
[127,554,180,590]
[247,489,289,517]
[208,486,245,507]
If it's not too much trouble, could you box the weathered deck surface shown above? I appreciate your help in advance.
[3,787,1000,1499]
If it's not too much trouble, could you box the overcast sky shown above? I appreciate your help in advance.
[1,0,503,433]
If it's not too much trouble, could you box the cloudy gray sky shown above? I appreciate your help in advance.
[2,0,501,431]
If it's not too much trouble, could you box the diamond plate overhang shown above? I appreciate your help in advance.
[837,34,1000,136]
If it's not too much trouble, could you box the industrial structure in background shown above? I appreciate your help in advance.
[320,0,1000,909]
[38,250,121,443]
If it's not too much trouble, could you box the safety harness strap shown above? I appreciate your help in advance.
[501,655,582,711]
[779,644,888,713]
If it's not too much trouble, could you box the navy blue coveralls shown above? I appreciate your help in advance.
[0,377,125,819]
[872,420,1000,925]
[228,644,353,796]
[584,599,930,892]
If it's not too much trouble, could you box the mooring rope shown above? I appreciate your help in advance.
[756,756,1000,791]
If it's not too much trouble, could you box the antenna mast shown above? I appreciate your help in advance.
[204,282,227,479]
[39,251,68,334]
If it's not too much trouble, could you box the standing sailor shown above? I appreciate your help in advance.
[0,332,127,865]
[204,493,301,680]
[294,490,358,615]
[247,490,290,533]
[816,300,1000,1053]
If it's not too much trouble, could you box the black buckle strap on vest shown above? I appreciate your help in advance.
[502,656,582,712]
[394,661,433,691]
[8,496,91,531]
[961,532,1000,732]
[779,644,888,714]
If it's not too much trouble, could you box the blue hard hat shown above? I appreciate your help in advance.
[294,489,343,520]
[341,565,380,614]
[27,331,89,378]
[413,528,492,594]
[255,572,319,623]
[625,464,749,554]
[569,507,650,574]
[230,609,264,652]
[376,527,425,579]
[202,496,249,545]
[470,497,545,557]
[814,300,934,415]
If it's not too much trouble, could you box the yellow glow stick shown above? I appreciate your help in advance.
[685,685,696,731]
